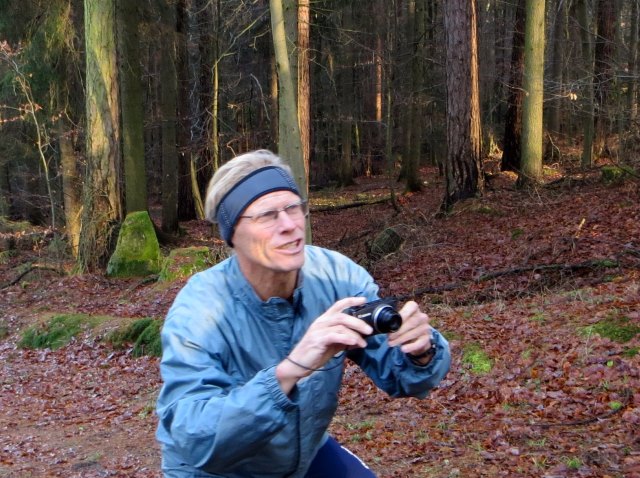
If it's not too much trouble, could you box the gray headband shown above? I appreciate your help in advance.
[216,166,300,245]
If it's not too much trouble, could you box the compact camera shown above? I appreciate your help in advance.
[343,298,402,335]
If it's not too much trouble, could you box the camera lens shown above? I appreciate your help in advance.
[372,305,402,334]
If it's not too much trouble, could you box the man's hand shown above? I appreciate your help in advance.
[387,301,435,363]
[276,297,373,394]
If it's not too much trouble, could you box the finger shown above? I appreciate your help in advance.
[329,296,367,313]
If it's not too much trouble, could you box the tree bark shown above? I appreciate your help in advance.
[297,0,311,196]
[58,119,81,257]
[594,0,618,156]
[519,0,545,185]
[160,0,179,234]
[270,0,306,192]
[117,0,147,214]
[78,0,123,271]
[576,0,595,167]
[442,0,483,210]
[502,0,526,172]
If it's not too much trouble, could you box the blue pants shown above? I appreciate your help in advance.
[305,437,377,477]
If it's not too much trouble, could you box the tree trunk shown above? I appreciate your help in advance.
[160,0,179,234]
[271,0,310,241]
[297,0,311,196]
[594,0,617,156]
[404,0,423,193]
[628,0,639,124]
[0,155,10,218]
[548,0,568,135]
[442,0,483,210]
[519,0,545,185]
[576,0,595,167]
[58,119,81,257]
[78,0,122,272]
[270,0,306,192]
[502,0,526,172]
[117,0,147,214]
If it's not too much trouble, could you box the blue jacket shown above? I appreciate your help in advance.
[156,245,450,477]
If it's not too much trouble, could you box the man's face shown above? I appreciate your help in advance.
[232,190,306,280]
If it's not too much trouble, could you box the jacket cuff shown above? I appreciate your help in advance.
[264,366,299,411]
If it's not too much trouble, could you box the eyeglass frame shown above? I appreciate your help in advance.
[239,199,309,226]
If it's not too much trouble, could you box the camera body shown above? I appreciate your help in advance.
[343,298,402,335]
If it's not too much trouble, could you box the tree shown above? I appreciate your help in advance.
[298,0,311,189]
[78,0,123,271]
[159,0,179,234]
[576,0,595,167]
[593,0,618,156]
[502,0,526,172]
[117,0,147,214]
[442,0,483,210]
[519,0,545,186]
[270,0,307,194]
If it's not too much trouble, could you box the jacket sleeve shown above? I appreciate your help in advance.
[156,300,298,473]
[348,329,451,398]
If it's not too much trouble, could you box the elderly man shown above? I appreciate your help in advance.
[156,150,450,477]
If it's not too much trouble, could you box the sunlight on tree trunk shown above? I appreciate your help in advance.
[519,0,545,186]
[270,0,310,242]
[78,0,122,272]
[442,0,483,210]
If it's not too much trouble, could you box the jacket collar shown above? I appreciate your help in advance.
[228,255,304,320]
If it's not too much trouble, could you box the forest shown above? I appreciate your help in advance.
[0,0,639,477]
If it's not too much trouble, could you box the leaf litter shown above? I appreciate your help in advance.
[0,166,639,477]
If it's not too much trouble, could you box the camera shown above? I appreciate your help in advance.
[343,298,402,335]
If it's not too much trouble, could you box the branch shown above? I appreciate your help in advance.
[311,196,391,213]
[1,263,66,289]
[396,258,623,302]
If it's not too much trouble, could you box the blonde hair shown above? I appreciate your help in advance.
[204,150,293,223]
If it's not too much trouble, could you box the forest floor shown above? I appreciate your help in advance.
[0,160,639,478]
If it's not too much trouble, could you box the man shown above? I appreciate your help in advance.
[156,150,450,477]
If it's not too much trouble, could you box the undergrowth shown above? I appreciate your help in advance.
[18,314,163,357]
[19,314,103,350]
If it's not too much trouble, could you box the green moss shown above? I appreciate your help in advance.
[583,316,640,343]
[106,211,162,278]
[601,165,636,184]
[132,319,162,357]
[158,246,218,282]
[106,317,154,348]
[19,314,103,350]
[511,228,525,240]
[462,343,493,374]
[106,317,162,357]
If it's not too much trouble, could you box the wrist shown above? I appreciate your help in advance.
[407,341,436,366]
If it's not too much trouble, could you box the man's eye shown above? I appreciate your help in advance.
[256,210,278,222]
[284,204,301,214]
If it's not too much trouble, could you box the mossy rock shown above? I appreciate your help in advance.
[105,317,162,357]
[601,165,635,184]
[158,246,226,282]
[106,211,162,278]
[369,227,404,260]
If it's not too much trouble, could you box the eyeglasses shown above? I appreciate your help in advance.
[239,200,309,227]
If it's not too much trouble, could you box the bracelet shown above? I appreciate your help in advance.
[285,354,345,373]
[408,341,437,365]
